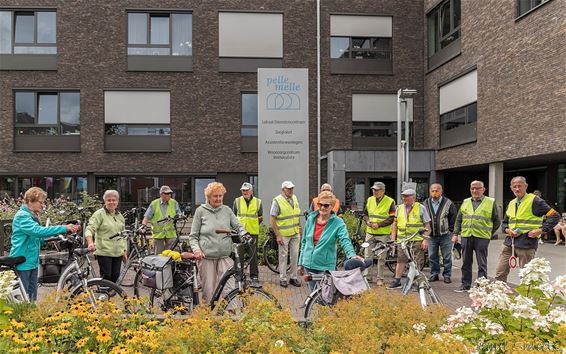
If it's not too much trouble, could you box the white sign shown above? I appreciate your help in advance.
[258,68,309,220]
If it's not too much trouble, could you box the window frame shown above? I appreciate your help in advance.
[330,36,392,61]
[515,0,552,20]
[426,0,461,70]
[0,9,57,54]
[14,90,80,136]
[240,91,258,153]
[105,124,171,136]
[126,10,192,57]
[439,101,477,149]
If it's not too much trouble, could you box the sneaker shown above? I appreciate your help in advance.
[279,280,288,288]
[428,274,439,282]
[443,277,452,284]
[387,279,402,290]
[289,278,302,287]
[454,285,470,293]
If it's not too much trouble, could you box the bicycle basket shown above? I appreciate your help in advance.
[140,255,174,290]
[321,268,369,305]
[39,251,69,283]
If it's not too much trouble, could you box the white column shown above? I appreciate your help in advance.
[489,162,504,220]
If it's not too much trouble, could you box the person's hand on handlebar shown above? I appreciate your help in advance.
[87,242,96,252]
[66,223,80,233]
[193,250,205,260]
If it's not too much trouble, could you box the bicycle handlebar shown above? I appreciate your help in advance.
[109,230,132,240]
[156,214,188,224]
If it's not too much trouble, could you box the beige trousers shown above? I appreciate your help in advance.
[198,257,234,303]
[494,245,536,282]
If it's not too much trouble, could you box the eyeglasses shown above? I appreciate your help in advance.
[162,192,172,195]
[317,203,332,209]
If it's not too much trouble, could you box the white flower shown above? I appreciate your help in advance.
[532,317,550,332]
[545,307,566,324]
[511,295,540,320]
[519,258,551,286]
[412,322,427,333]
[482,320,504,335]
[552,275,566,298]
[469,279,512,310]
[0,270,16,300]
[535,282,555,298]
[274,339,285,348]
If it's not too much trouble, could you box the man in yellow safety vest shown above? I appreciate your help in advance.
[143,185,182,255]
[233,182,263,283]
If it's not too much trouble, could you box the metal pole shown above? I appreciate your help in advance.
[316,0,321,190]
[404,100,410,182]
[396,89,403,203]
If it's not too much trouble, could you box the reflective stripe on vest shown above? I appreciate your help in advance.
[274,194,301,237]
[366,195,395,235]
[312,197,341,214]
[506,193,543,233]
[236,196,261,235]
[460,197,495,239]
[150,198,177,239]
[396,202,424,242]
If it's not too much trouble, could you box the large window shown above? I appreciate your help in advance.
[17,176,87,201]
[241,92,258,152]
[516,0,551,18]
[14,91,80,136]
[427,0,461,69]
[104,91,171,152]
[127,12,192,56]
[0,10,56,54]
[439,70,477,148]
[218,12,283,72]
[330,15,392,74]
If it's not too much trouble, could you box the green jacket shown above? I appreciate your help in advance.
[189,203,246,259]
[299,211,356,271]
[85,208,127,257]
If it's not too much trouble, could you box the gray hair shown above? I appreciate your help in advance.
[510,176,527,185]
[470,180,484,188]
[320,183,333,192]
[103,189,120,201]
[430,183,443,192]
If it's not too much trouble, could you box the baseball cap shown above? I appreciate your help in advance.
[160,185,173,194]
[371,182,386,190]
[240,182,253,191]
[401,188,416,196]
[281,181,295,189]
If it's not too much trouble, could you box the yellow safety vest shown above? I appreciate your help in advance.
[396,202,424,242]
[150,198,177,239]
[506,193,543,234]
[236,196,261,235]
[460,197,495,239]
[274,194,301,237]
[366,195,395,235]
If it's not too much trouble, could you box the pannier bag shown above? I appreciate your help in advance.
[267,228,279,249]
[39,251,69,283]
[140,255,174,290]
[321,268,369,305]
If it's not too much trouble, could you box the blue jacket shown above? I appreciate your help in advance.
[9,205,68,271]
[299,211,356,271]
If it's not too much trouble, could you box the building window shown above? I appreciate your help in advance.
[127,12,192,56]
[439,70,477,148]
[218,12,283,72]
[427,0,461,69]
[517,0,551,17]
[331,37,391,60]
[18,176,87,201]
[0,10,56,54]
[104,91,171,152]
[14,91,80,136]
[241,92,258,152]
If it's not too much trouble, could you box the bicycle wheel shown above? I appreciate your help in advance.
[133,269,160,312]
[304,288,333,322]
[262,240,290,274]
[70,279,128,310]
[216,288,279,318]
[418,286,443,308]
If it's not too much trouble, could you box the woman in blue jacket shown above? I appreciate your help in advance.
[298,191,363,290]
[9,187,79,301]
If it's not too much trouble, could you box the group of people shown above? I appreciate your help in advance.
[8,174,559,303]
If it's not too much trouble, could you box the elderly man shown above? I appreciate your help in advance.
[387,188,431,290]
[363,181,396,286]
[452,181,500,292]
[309,183,342,216]
[143,185,182,255]
[233,182,263,283]
[423,183,457,284]
[495,176,559,282]
[270,181,302,288]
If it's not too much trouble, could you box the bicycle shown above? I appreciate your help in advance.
[374,229,442,308]
[211,229,280,317]
[116,211,152,287]
[0,255,29,302]
[261,227,290,274]
[45,233,128,309]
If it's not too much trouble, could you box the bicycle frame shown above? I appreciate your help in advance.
[397,231,430,297]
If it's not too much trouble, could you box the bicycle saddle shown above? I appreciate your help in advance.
[73,248,90,257]
[0,256,26,267]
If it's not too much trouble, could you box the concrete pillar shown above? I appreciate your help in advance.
[429,170,444,186]
[489,163,504,220]
[327,151,346,205]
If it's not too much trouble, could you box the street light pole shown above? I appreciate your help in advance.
[397,88,417,202]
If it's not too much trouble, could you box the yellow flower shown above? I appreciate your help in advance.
[96,328,112,343]
[76,336,89,349]
[10,319,25,329]
[3,309,12,315]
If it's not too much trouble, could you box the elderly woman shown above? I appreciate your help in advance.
[85,190,127,283]
[298,191,364,290]
[189,182,246,303]
[10,187,79,301]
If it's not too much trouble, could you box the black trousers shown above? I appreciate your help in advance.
[248,234,259,279]
[97,255,122,283]
[461,236,490,287]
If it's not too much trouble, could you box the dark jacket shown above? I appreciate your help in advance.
[423,197,457,237]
